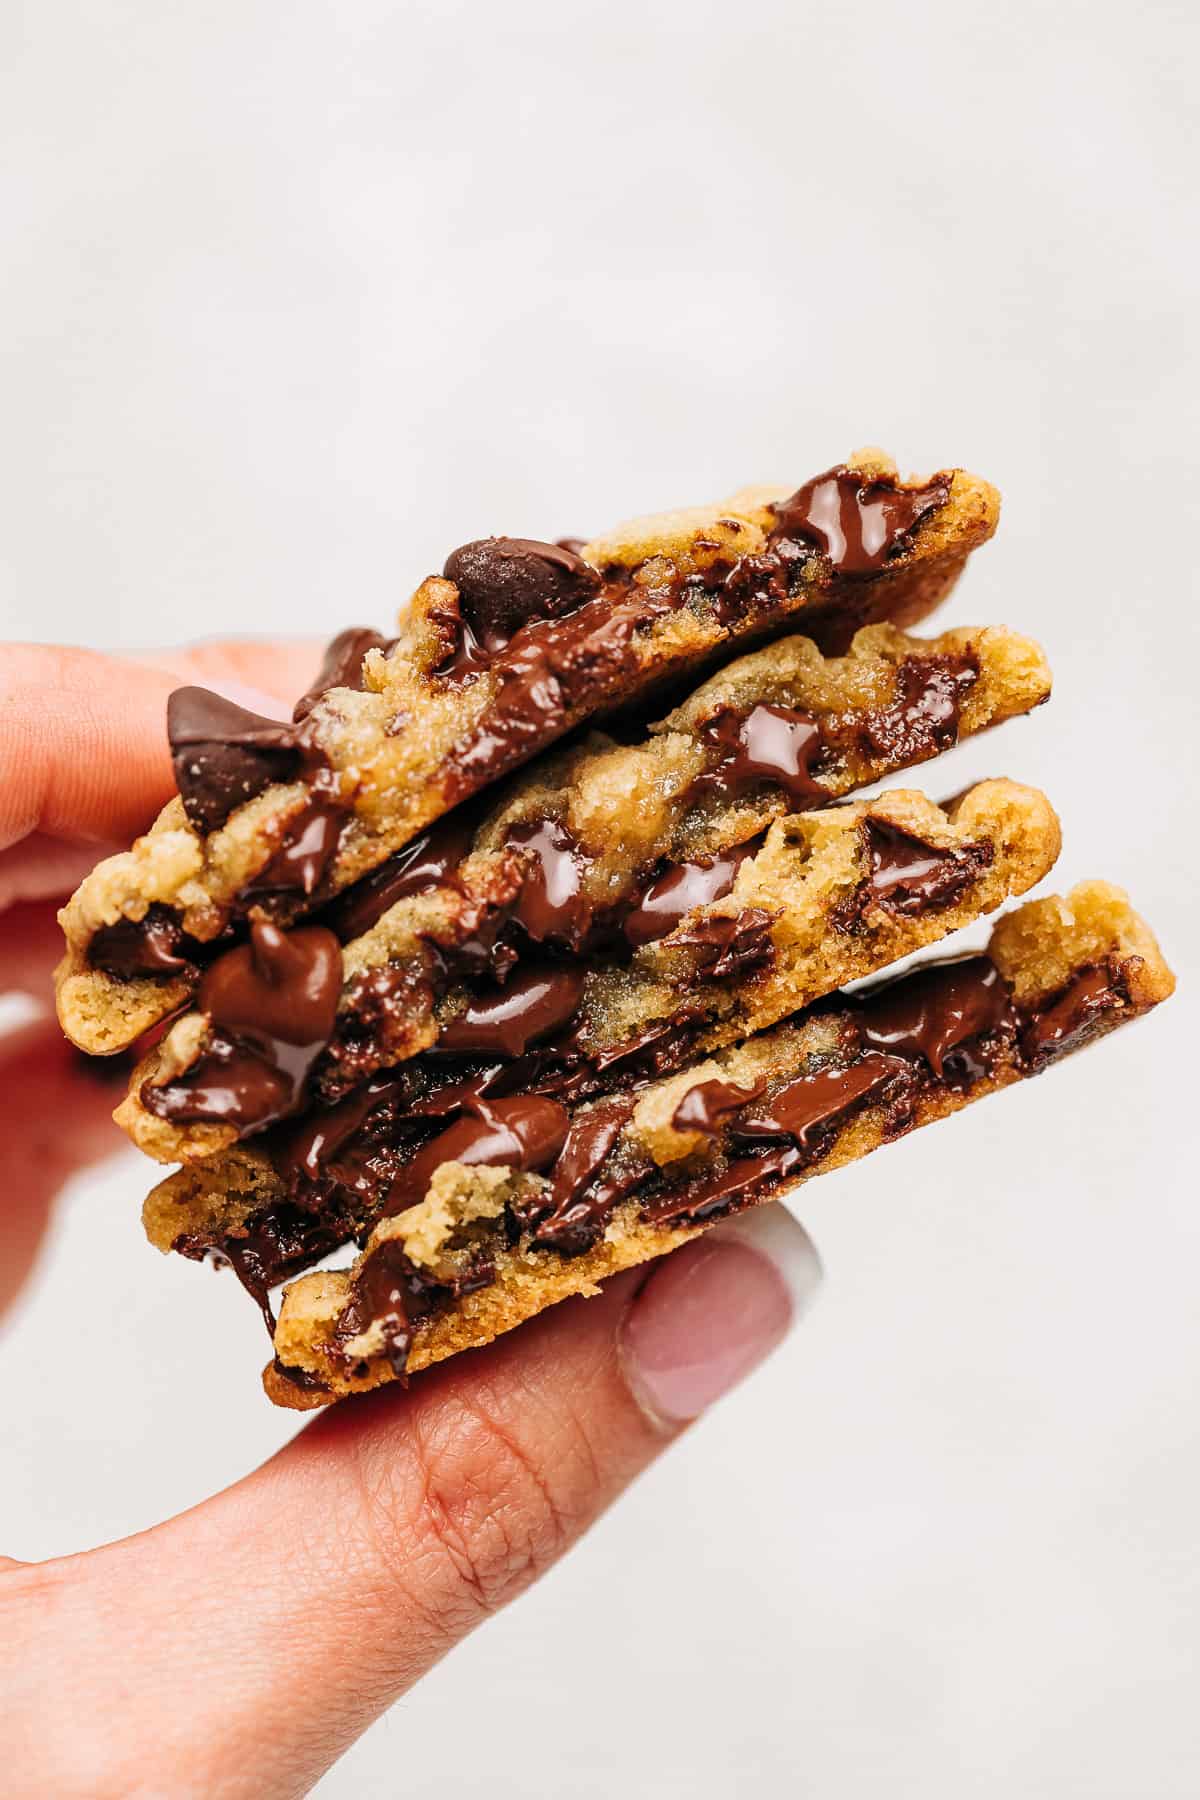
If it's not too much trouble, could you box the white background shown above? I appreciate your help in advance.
[2,2,1198,1794]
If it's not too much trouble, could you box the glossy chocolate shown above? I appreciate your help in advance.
[507,817,591,945]
[382,1094,570,1217]
[859,654,976,765]
[696,704,825,807]
[622,835,763,949]
[671,1075,767,1135]
[671,907,775,979]
[438,966,585,1058]
[142,921,341,1131]
[89,905,199,979]
[167,686,303,835]
[442,537,600,657]
[241,784,347,903]
[644,1142,802,1225]
[1021,964,1122,1063]
[768,466,950,574]
[861,820,987,917]
[735,1053,906,1149]
[519,1094,641,1255]
[293,627,393,721]
[322,811,475,942]
[857,953,1011,1076]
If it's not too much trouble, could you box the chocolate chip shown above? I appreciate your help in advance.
[293,628,394,722]
[768,466,950,574]
[443,537,600,649]
[168,687,303,835]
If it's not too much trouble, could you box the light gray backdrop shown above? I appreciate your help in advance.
[2,2,1197,1795]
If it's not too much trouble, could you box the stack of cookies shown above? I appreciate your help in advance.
[56,452,1175,1407]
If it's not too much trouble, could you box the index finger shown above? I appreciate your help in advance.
[0,639,321,854]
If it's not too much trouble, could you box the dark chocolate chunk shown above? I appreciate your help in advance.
[670,907,775,979]
[858,654,976,765]
[167,686,303,835]
[622,835,765,949]
[1021,965,1123,1064]
[768,466,950,574]
[857,953,1011,1077]
[442,537,600,653]
[671,1075,767,1135]
[856,820,990,919]
[643,1142,802,1226]
[89,904,200,980]
[438,965,585,1059]
[382,1094,570,1217]
[735,1052,906,1150]
[293,627,393,721]
[518,1094,641,1255]
[334,1239,495,1378]
[695,704,825,807]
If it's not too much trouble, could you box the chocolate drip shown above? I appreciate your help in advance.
[768,466,950,574]
[671,1076,767,1135]
[383,1094,570,1217]
[438,966,585,1058]
[89,905,201,979]
[507,817,591,945]
[670,908,775,979]
[174,1201,351,1334]
[857,953,1011,1076]
[167,687,303,835]
[141,921,341,1131]
[241,783,347,903]
[293,627,394,721]
[622,835,764,949]
[323,811,475,942]
[695,705,825,807]
[858,820,989,918]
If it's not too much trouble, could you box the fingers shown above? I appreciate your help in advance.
[0,1210,820,1798]
[0,1021,130,1316]
[0,639,320,856]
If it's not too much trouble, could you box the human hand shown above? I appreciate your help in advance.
[0,639,821,1797]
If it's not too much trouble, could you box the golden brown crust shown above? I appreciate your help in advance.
[57,456,1000,1055]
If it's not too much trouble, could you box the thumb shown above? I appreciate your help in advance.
[1,1207,819,1799]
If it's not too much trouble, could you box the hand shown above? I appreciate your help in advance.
[0,639,821,1797]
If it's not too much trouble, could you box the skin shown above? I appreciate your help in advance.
[0,640,807,1797]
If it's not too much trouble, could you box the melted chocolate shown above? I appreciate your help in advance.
[293,627,394,721]
[643,1142,802,1226]
[382,1094,570,1217]
[516,1094,642,1255]
[735,1053,906,1149]
[322,811,475,942]
[671,1076,767,1135]
[768,466,950,574]
[622,835,764,949]
[507,817,592,946]
[167,687,303,835]
[695,705,825,807]
[1021,965,1123,1063]
[859,654,976,765]
[860,821,988,918]
[438,966,585,1058]
[670,908,775,979]
[141,921,341,1131]
[241,782,347,903]
[857,953,1011,1077]
[334,1239,495,1377]
[89,905,200,979]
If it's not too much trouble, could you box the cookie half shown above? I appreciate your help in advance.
[119,777,1059,1163]
[56,452,999,1054]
